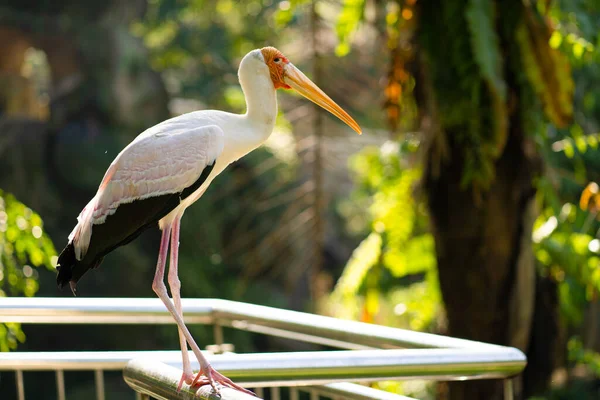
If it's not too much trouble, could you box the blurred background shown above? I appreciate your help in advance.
[0,0,599,399]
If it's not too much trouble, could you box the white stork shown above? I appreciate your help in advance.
[56,47,361,395]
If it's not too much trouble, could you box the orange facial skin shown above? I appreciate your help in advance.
[261,46,292,90]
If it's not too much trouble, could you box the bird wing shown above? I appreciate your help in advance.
[69,121,224,260]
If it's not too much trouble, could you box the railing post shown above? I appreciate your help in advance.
[213,321,224,348]
[255,387,264,398]
[290,388,299,400]
[270,387,281,400]
[16,370,25,400]
[55,369,66,400]
[504,378,514,400]
[95,369,106,400]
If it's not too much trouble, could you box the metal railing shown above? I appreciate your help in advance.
[124,359,417,400]
[0,297,527,399]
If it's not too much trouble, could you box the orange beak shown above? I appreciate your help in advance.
[283,63,362,134]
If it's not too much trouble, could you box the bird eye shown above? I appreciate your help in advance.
[274,57,281,63]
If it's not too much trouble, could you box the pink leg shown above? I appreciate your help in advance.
[167,217,194,390]
[152,223,254,397]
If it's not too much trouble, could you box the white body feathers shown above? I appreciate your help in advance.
[69,49,277,260]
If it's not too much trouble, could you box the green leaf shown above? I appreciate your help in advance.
[331,232,382,301]
[465,0,508,157]
[335,0,365,57]
[328,143,440,331]
[0,189,57,352]
[516,8,574,127]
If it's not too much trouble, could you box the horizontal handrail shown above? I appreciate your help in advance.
[317,382,417,400]
[123,359,418,400]
[123,358,259,400]
[0,348,524,384]
[0,297,519,352]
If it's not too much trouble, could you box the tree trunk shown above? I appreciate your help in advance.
[424,122,538,400]
[416,1,562,398]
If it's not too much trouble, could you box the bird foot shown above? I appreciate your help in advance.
[177,371,195,392]
[191,364,256,397]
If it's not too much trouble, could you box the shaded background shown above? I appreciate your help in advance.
[0,1,599,399]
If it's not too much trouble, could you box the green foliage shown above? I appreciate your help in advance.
[335,0,365,57]
[465,0,508,158]
[416,0,501,189]
[529,1,600,382]
[326,142,440,332]
[332,231,382,306]
[273,0,310,28]
[516,9,574,128]
[569,337,600,376]
[131,0,284,110]
[403,0,575,191]
[532,204,600,325]
[465,0,505,101]
[326,142,439,398]
[334,1,598,396]
[0,190,56,351]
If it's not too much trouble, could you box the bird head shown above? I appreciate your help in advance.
[260,46,362,134]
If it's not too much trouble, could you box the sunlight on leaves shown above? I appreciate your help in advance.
[0,190,56,351]
[517,8,574,128]
[335,0,365,56]
[323,141,440,334]
[569,337,600,377]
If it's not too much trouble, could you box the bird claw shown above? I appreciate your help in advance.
[190,365,256,397]
[177,372,196,392]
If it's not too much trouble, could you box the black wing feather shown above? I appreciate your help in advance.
[56,163,215,289]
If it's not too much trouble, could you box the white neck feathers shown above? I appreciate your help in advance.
[238,52,278,129]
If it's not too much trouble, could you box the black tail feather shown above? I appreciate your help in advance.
[56,243,76,290]
[54,163,217,290]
